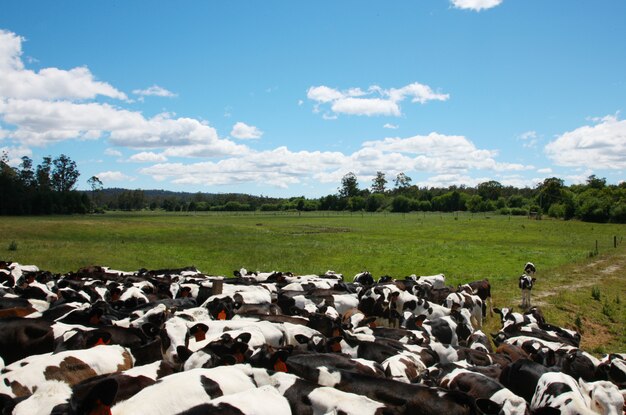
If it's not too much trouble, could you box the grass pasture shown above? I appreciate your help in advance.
[1,211,625,351]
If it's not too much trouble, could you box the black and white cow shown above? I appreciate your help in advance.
[531,372,624,415]
[519,274,536,309]
[438,367,529,415]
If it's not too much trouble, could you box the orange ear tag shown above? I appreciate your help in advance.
[331,342,342,353]
[89,400,111,415]
[217,310,227,320]
[194,331,206,342]
[274,358,288,372]
[94,337,110,346]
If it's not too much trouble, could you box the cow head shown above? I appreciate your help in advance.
[579,379,625,415]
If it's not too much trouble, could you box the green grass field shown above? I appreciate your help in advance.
[2,211,625,351]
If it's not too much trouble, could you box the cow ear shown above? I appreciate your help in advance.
[190,323,209,335]
[359,316,377,327]
[221,354,237,366]
[190,323,208,342]
[0,394,16,414]
[578,378,592,397]
[294,334,310,344]
[176,345,193,363]
[86,331,112,348]
[236,332,252,344]
[390,291,400,299]
[327,336,343,353]
[80,378,118,415]
[475,398,501,415]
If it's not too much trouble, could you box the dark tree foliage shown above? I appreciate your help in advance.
[339,172,359,198]
[0,153,88,215]
[51,154,80,193]
[371,171,387,193]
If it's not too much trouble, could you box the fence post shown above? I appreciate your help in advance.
[595,240,599,255]
[615,235,617,248]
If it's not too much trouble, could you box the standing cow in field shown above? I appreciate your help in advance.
[519,274,536,310]
[519,262,536,310]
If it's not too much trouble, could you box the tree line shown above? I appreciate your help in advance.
[0,153,91,215]
[1,154,625,223]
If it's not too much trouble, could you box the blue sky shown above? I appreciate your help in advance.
[0,0,625,197]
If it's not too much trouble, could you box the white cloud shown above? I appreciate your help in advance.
[307,86,345,103]
[0,30,127,101]
[230,122,263,140]
[132,85,177,98]
[332,98,400,117]
[96,170,134,182]
[0,98,246,156]
[140,131,533,190]
[451,0,503,11]
[307,82,449,118]
[0,145,32,166]
[129,151,168,162]
[537,168,552,174]
[519,131,537,140]
[104,148,122,157]
[545,114,626,169]
[519,130,539,148]
[384,123,399,129]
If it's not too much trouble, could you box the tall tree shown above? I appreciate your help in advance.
[339,172,359,198]
[477,180,503,200]
[586,174,606,190]
[36,156,52,191]
[87,176,103,208]
[51,154,80,192]
[536,177,564,211]
[371,171,387,193]
[18,156,35,187]
[394,172,412,189]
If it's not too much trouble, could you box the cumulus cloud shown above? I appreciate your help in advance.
[132,85,177,98]
[545,114,626,169]
[0,145,32,166]
[230,122,263,140]
[450,0,503,11]
[0,30,127,101]
[0,28,244,160]
[0,97,246,155]
[383,123,399,129]
[140,132,533,190]
[96,170,134,182]
[307,82,449,118]
[128,151,168,163]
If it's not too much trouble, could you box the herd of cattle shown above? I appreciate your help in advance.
[0,260,624,415]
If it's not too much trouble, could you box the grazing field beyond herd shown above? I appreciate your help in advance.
[1,211,625,353]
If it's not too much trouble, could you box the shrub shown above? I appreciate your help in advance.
[510,207,528,216]
[391,196,411,213]
[591,286,601,301]
[574,314,583,334]
[610,203,626,223]
[548,203,565,218]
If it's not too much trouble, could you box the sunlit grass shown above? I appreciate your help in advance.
[2,210,625,351]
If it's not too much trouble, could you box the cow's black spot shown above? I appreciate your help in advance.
[200,375,223,399]
[544,381,572,397]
